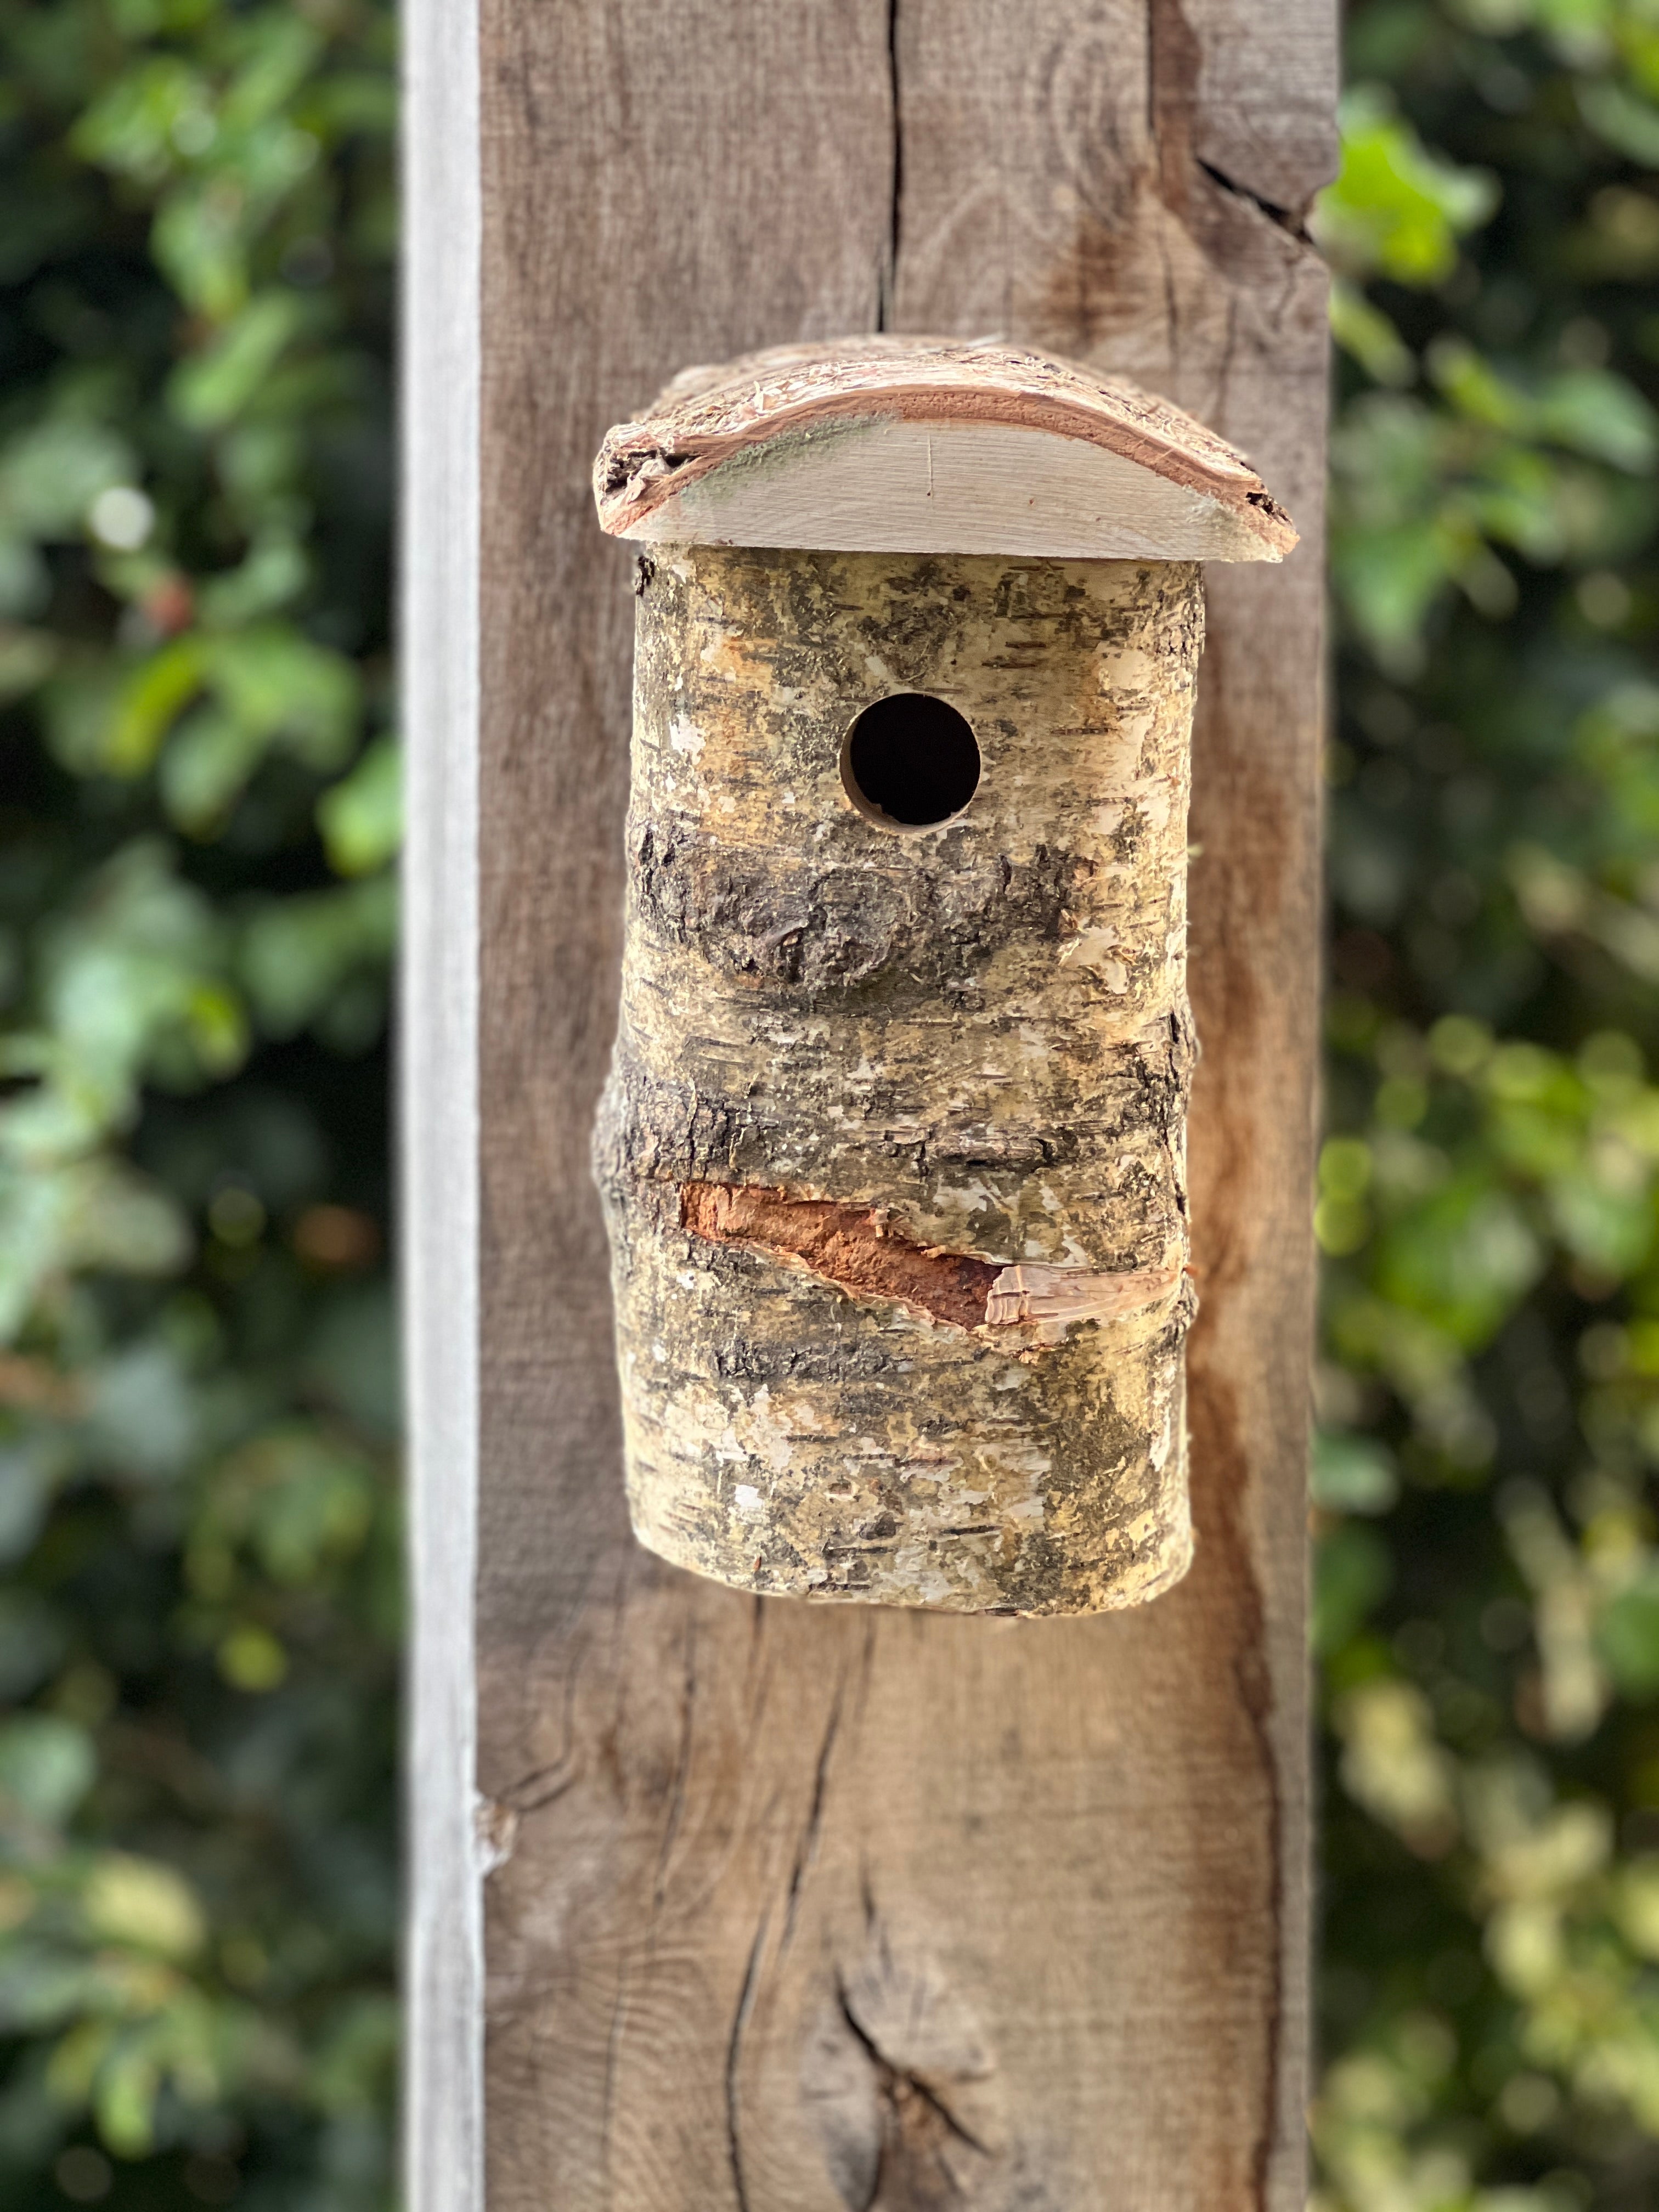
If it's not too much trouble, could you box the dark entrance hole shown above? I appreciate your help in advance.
[841,693,981,830]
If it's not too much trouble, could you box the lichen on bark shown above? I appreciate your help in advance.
[595,544,1204,1615]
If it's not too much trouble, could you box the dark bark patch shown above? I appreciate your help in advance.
[633,825,1074,1001]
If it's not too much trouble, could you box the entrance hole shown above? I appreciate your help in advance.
[840,693,981,831]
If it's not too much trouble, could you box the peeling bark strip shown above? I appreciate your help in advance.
[682,1182,1000,1331]
[682,1178,1188,1336]
[594,543,1206,1615]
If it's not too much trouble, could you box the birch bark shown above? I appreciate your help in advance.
[598,544,1203,1613]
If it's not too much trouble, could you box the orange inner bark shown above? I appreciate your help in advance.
[680,1181,1000,1331]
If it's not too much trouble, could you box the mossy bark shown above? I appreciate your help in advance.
[595,545,1203,1615]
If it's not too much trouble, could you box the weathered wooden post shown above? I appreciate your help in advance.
[592,339,1296,1615]
[404,7,1338,2209]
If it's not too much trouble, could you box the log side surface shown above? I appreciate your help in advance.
[599,548,1201,1615]
[465,3,1336,2207]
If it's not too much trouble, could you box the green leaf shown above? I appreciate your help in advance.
[1312,1431,1401,1515]
[41,840,242,1096]
[82,1855,205,1961]
[104,640,205,777]
[1537,369,1659,473]
[151,179,249,322]
[238,872,395,1041]
[1545,1169,1655,1278]
[318,737,401,875]
[191,527,308,626]
[1329,279,1416,388]
[1600,1571,1659,1698]
[217,1623,286,1691]
[1313,84,1498,286]
[201,625,358,767]
[84,1340,200,1480]
[168,289,309,431]
[94,2044,162,2158]
[0,1716,95,1830]
[0,1947,102,2034]
[157,705,267,833]
[1579,78,1659,165]
[1314,1523,1395,1655]
[219,13,325,136]
[69,57,208,184]
[0,419,133,543]
[1375,1176,1545,1348]
[154,630,362,827]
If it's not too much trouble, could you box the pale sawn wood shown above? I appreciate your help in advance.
[443,1,1339,2206]
[594,335,1297,559]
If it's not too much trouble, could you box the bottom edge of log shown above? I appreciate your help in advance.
[625,1500,1197,1618]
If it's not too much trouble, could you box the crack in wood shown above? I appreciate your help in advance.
[726,1909,771,2212]
[781,1679,846,1954]
[879,0,903,330]
[1147,0,1323,292]
[835,1974,991,2210]
[1197,159,1313,244]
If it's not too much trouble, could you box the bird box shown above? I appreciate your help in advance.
[590,337,1296,1617]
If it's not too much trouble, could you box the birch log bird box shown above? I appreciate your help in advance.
[591,337,1297,1617]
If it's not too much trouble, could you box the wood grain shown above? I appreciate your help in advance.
[457,1,1337,2205]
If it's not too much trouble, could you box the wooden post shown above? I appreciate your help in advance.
[404,5,1337,2208]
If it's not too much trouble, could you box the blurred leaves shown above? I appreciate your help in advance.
[1315,84,1500,287]
[1316,4,1659,2209]
[0,0,396,2200]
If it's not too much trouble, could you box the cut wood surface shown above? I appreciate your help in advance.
[593,335,1297,559]
[453,1,1337,2207]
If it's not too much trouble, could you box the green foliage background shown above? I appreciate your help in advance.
[3,0,1659,2207]
[0,2,399,2204]
[1316,5,1659,2208]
